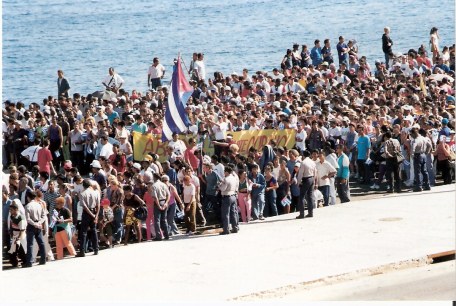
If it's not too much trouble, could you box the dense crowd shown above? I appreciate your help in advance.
[2,27,455,268]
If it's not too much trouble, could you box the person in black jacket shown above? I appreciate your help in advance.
[57,70,70,98]
[382,27,393,69]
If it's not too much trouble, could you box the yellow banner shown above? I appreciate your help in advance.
[132,129,296,162]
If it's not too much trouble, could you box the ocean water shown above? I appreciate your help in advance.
[2,0,454,105]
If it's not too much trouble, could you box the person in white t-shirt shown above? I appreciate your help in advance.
[295,123,307,153]
[168,133,187,157]
[102,67,124,94]
[193,53,206,81]
[148,57,166,90]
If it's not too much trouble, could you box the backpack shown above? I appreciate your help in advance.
[134,205,148,221]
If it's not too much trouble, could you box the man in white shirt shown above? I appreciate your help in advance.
[102,67,124,94]
[168,133,187,157]
[148,57,166,90]
[295,123,307,153]
[218,166,239,235]
[296,150,318,218]
[328,119,342,145]
[21,139,41,167]
[315,151,337,207]
[193,53,206,81]
[97,136,114,159]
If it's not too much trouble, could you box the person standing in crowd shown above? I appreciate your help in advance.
[263,165,278,218]
[382,27,393,69]
[148,57,166,90]
[102,67,124,94]
[336,36,349,67]
[276,159,291,215]
[182,175,196,235]
[24,191,46,267]
[315,150,337,207]
[249,164,266,221]
[356,125,371,184]
[310,39,323,67]
[336,144,351,203]
[77,179,100,257]
[57,70,70,98]
[296,150,317,218]
[383,131,402,193]
[201,162,222,221]
[322,39,334,64]
[435,136,453,185]
[152,173,170,241]
[7,200,27,268]
[237,169,251,223]
[429,27,440,62]
[47,117,63,171]
[52,196,76,260]
[122,184,144,245]
[69,122,84,171]
[218,166,239,235]
[194,53,206,81]
[410,127,432,192]
[161,174,183,236]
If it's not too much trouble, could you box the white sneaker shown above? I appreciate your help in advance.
[370,184,377,189]
[187,231,194,236]
[374,184,380,190]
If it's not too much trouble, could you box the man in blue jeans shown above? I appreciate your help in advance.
[356,125,371,184]
[248,164,266,220]
[24,191,46,267]
[410,128,432,192]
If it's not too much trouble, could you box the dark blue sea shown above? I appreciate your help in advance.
[2,0,454,105]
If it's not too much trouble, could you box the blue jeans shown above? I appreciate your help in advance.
[167,203,179,234]
[264,192,277,217]
[413,153,430,189]
[384,52,390,69]
[154,204,169,240]
[251,193,265,220]
[221,195,239,233]
[318,185,330,206]
[26,225,46,265]
[426,154,435,186]
[113,206,124,242]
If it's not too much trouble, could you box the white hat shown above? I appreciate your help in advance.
[323,100,330,105]
[111,97,118,103]
[224,86,231,91]
[132,163,141,170]
[294,162,301,168]
[90,160,102,169]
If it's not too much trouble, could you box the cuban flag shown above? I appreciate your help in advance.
[162,57,193,142]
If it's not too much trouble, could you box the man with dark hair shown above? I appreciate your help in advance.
[76,179,100,257]
[296,150,317,218]
[410,128,432,192]
[57,70,70,98]
[24,190,46,267]
[383,131,402,193]
[219,166,239,235]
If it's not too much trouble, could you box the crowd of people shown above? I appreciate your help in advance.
[2,27,455,268]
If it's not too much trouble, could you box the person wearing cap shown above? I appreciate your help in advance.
[118,133,133,162]
[90,160,107,194]
[77,179,100,256]
[52,196,77,259]
[439,118,451,138]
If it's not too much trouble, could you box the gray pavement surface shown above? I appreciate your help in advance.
[275,260,456,301]
[0,184,454,302]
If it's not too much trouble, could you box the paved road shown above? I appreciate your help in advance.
[0,185,454,303]
[275,260,456,301]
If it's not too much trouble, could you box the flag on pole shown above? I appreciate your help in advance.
[162,57,193,142]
